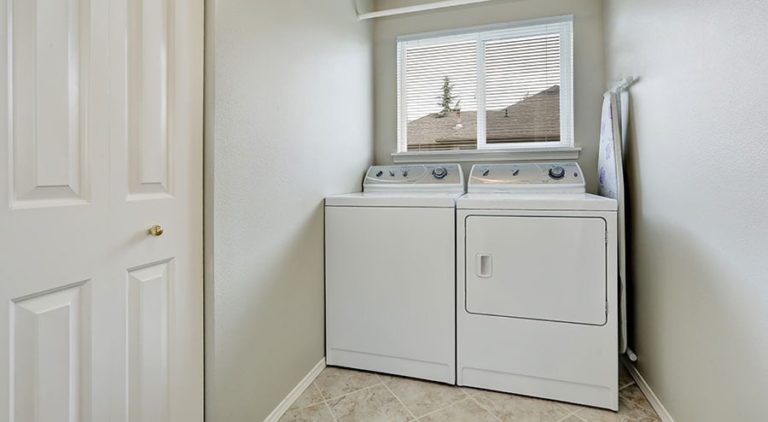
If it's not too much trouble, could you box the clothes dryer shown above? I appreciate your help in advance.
[457,162,619,410]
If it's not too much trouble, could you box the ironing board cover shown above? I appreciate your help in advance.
[597,92,628,353]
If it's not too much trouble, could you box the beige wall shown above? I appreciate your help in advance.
[373,0,606,191]
[204,1,373,420]
[604,1,768,420]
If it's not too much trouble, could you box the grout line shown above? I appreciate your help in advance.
[314,382,338,422]
[318,370,386,402]
[560,412,586,422]
[378,372,481,421]
[310,379,338,422]
[324,381,385,402]
[619,379,636,391]
[411,397,471,421]
[287,383,327,413]
[323,397,339,422]
[306,383,325,408]
[555,407,588,422]
[554,408,579,422]
[467,395,502,422]
[320,380,374,422]
[381,380,418,420]
[374,373,390,389]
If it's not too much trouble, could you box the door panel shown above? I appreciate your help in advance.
[9,0,90,207]
[127,0,173,199]
[127,261,171,422]
[12,283,91,422]
[465,216,607,325]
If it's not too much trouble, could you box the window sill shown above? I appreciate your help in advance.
[391,146,581,164]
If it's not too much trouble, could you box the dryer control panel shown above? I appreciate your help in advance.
[469,162,585,194]
[363,164,464,192]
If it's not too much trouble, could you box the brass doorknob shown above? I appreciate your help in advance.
[148,224,164,236]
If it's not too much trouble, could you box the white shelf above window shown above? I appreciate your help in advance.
[356,0,497,20]
[391,146,581,163]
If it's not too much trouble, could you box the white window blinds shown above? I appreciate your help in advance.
[397,16,573,152]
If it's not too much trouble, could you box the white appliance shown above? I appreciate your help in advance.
[325,164,464,384]
[457,162,619,410]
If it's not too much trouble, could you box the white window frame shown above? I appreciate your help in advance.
[395,15,575,161]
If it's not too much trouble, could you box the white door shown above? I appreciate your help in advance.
[465,216,607,325]
[0,0,203,421]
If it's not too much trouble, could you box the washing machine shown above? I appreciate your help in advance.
[457,162,619,410]
[325,164,464,384]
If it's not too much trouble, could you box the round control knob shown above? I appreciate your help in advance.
[548,166,566,179]
[432,167,448,179]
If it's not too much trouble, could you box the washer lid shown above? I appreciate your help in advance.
[326,192,463,208]
[458,193,617,211]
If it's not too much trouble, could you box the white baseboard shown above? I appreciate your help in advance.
[621,357,674,422]
[264,357,326,422]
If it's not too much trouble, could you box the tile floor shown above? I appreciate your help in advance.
[279,365,660,422]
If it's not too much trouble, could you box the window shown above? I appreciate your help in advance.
[397,16,573,153]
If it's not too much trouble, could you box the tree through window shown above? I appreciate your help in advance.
[397,17,573,152]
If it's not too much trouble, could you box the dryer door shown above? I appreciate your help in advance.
[465,216,607,325]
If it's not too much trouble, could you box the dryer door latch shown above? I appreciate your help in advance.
[476,254,493,278]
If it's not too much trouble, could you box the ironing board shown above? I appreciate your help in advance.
[597,91,629,353]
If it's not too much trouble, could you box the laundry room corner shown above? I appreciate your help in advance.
[603,0,768,420]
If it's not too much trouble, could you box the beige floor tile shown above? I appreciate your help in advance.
[576,407,656,422]
[618,385,656,412]
[419,398,497,422]
[576,386,660,422]
[619,365,635,390]
[376,372,400,383]
[471,389,572,422]
[554,400,592,415]
[559,415,587,422]
[299,368,659,422]
[382,375,468,417]
[289,383,325,410]
[314,367,381,400]
[280,402,335,422]
[327,384,413,422]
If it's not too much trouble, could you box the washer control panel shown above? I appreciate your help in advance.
[469,162,585,194]
[363,164,464,192]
